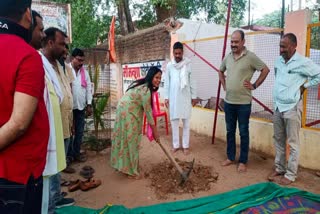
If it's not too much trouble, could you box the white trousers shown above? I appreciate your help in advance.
[171,118,190,149]
[273,101,302,182]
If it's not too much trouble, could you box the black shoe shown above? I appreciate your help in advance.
[55,198,75,208]
[66,156,73,165]
[74,154,87,162]
[62,165,76,174]
[79,169,94,179]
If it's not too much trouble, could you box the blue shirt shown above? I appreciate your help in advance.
[273,52,320,112]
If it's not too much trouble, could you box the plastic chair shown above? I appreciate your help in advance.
[143,92,169,135]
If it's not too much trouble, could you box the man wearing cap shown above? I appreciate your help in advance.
[0,1,49,213]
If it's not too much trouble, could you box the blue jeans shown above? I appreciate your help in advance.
[48,174,62,214]
[68,109,85,158]
[224,102,251,164]
[0,176,43,214]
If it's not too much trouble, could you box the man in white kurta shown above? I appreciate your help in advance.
[164,42,197,154]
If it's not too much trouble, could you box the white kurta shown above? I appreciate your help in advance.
[164,59,197,120]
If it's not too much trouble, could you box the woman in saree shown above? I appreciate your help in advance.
[110,66,162,179]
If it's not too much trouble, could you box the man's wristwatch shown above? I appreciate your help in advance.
[252,83,257,90]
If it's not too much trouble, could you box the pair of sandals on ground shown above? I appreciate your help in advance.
[68,178,102,192]
[62,166,102,192]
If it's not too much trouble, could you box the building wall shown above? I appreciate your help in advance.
[285,9,312,55]
[190,107,320,170]
[115,24,171,64]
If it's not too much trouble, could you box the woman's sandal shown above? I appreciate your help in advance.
[126,172,144,180]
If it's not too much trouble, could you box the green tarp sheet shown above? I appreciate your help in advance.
[56,182,320,214]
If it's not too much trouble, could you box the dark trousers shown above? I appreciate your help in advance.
[68,109,86,158]
[224,102,252,164]
[0,175,43,214]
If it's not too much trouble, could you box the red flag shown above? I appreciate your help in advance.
[108,16,116,63]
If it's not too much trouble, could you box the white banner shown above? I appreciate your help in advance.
[122,60,166,99]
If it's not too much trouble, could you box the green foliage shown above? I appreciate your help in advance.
[310,11,320,50]
[209,0,247,27]
[84,64,111,151]
[134,0,247,29]
[83,135,111,152]
[93,93,110,130]
[253,9,320,50]
[150,0,171,8]
[92,65,100,93]
[254,10,282,28]
[48,0,112,48]
[132,2,157,29]
[88,65,110,136]
[48,0,247,43]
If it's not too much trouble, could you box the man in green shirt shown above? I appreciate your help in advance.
[219,30,270,173]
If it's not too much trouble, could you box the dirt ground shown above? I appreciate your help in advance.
[61,128,320,209]
[147,159,218,199]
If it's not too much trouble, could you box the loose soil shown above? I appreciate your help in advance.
[147,159,218,199]
[61,127,320,209]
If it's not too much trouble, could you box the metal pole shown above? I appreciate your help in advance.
[298,0,302,10]
[248,0,251,27]
[281,0,285,36]
[212,0,232,144]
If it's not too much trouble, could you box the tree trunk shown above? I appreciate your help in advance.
[117,0,134,35]
[154,0,177,23]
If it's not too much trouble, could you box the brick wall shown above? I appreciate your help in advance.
[91,23,171,64]
[116,24,171,64]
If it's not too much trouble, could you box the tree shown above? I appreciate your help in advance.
[134,0,247,29]
[132,1,157,29]
[310,10,320,50]
[210,0,247,27]
[150,0,177,23]
[48,0,247,45]
[48,0,111,48]
[253,8,320,50]
[116,0,135,35]
[254,10,282,28]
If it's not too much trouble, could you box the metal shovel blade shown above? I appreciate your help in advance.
[179,158,195,186]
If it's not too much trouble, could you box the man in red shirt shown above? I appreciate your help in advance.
[0,1,49,213]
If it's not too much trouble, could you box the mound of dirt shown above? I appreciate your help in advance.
[145,159,219,199]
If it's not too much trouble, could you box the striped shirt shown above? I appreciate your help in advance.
[273,52,320,112]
